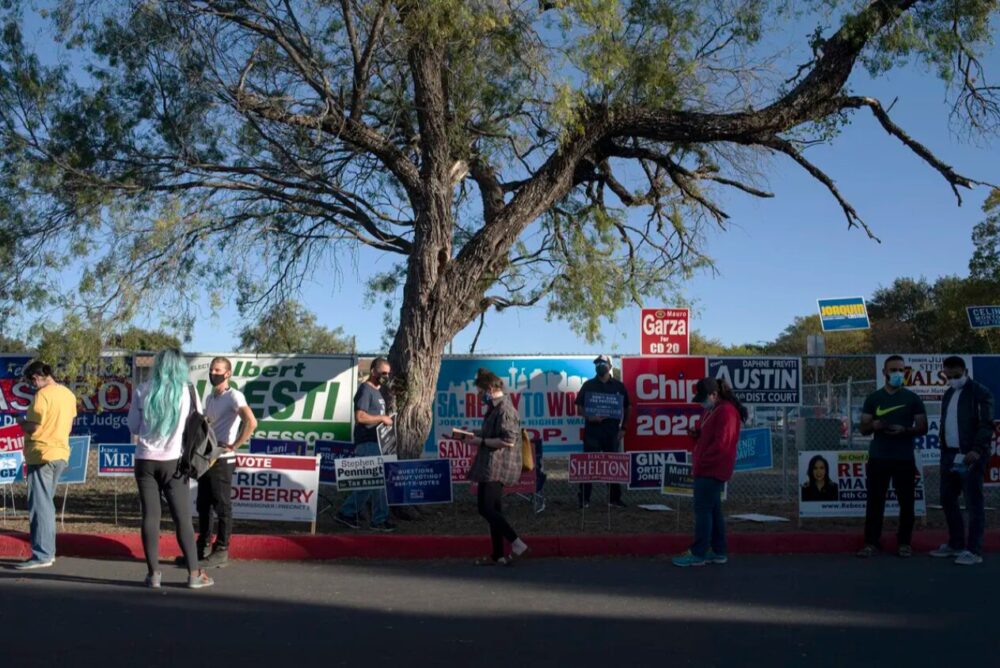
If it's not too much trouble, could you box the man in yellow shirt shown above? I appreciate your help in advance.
[14,360,78,570]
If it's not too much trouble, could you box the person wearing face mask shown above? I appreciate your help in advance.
[335,357,397,532]
[13,360,77,571]
[574,355,630,509]
[857,355,928,559]
[929,356,994,565]
[190,356,258,568]
[673,378,747,568]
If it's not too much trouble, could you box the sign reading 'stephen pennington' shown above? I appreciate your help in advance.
[189,454,321,523]
[708,357,801,406]
[428,356,593,456]
[187,354,356,447]
[622,356,706,452]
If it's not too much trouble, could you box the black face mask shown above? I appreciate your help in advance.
[596,364,610,376]
[210,374,228,388]
[374,372,390,386]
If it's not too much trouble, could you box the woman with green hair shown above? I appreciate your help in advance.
[127,349,214,589]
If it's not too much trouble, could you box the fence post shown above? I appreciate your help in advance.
[846,376,853,449]
[781,406,789,500]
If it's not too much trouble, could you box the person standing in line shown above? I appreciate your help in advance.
[335,357,397,532]
[462,368,529,566]
[194,357,258,568]
[930,356,994,565]
[857,355,928,559]
[129,349,213,589]
[13,361,77,571]
[575,355,630,509]
[673,378,745,568]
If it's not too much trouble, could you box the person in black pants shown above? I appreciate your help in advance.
[575,355,630,509]
[857,355,928,559]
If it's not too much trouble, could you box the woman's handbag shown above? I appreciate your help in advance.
[520,429,535,472]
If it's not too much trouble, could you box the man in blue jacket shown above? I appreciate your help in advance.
[930,356,995,566]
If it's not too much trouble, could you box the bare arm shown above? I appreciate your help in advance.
[229,405,258,450]
[356,409,391,426]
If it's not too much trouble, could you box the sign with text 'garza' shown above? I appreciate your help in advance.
[98,444,136,477]
[384,459,453,506]
[629,450,689,490]
[708,357,801,406]
[640,308,690,356]
[798,451,926,518]
[817,297,870,331]
[622,356,706,452]
[187,355,356,446]
[0,355,133,442]
[0,450,22,485]
[428,356,593,456]
[189,454,320,523]
[967,306,1000,329]
[568,452,631,484]
[875,354,972,403]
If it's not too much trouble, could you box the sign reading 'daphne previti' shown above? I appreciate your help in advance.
[568,452,631,484]
[384,459,453,506]
[640,308,690,356]
[98,444,136,477]
[189,454,321,523]
[817,297,870,331]
[708,357,801,406]
[967,306,1000,329]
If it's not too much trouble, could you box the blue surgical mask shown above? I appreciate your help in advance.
[701,398,715,410]
[888,372,905,388]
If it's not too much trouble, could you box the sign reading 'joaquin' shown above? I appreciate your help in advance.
[708,357,801,406]
[187,355,355,447]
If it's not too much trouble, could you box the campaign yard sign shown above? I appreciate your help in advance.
[735,428,773,472]
[967,306,1000,329]
[622,356,706,452]
[439,438,475,483]
[334,454,394,492]
[190,454,321,523]
[583,392,624,420]
[0,450,22,485]
[708,357,801,406]
[568,453,631,484]
[640,308,690,356]
[97,444,135,477]
[817,297,870,331]
[60,436,91,485]
[661,461,695,497]
[798,451,926,518]
[384,459,453,506]
[629,450,689,490]
[249,438,308,456]
[314,441,356,484]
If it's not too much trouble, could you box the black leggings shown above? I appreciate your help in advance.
[135,458,199,574]
[477,481,518,560]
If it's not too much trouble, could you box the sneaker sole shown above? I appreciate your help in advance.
[672,561,707,568]
[14,562,55,571]
[188,579,215,589]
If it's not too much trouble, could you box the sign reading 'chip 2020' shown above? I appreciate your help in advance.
[640,308,689,356]
[622,356,706,452]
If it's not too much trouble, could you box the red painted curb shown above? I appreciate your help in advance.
[2,530,998,561]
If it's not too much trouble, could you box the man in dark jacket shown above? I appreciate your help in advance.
[930,356,995,565]
[575,355,630,509]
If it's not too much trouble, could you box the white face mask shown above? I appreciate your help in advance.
[947,375,967,390]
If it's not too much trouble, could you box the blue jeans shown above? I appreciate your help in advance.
[338,442,388,525]
[691,477,726,558]
[940,449,987,554]
[27,460,67,562]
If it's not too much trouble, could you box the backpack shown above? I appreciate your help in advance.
[177,384,224,480]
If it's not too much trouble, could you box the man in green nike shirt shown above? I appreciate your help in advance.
[857,355,928,558]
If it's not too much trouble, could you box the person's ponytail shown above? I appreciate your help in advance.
[717,379,748,424]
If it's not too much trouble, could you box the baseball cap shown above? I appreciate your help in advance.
[593,355,612,366]
[691,378,719,403]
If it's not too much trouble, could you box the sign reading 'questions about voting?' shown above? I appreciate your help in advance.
[628,450,689,490]
[817,297,870,331]
[97,444,135,477]
[384,459,452,506]
[967,306,1000,329]
[0,450,22,485]
[314,441,355,484]
[708,357,801,406]
[568,452,631,484]
[583,392,624,420]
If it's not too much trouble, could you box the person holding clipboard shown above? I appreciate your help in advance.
[574,355,630,509]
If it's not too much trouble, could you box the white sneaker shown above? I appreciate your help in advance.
[954,550,983,566]
[929,544,960,558]
[13,559,55,571]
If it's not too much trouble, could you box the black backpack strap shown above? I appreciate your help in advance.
[187,383,198,417]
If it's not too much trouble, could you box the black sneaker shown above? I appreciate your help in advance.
[202,548,229,568]
[370,521,397,533]
[335,513,360,529]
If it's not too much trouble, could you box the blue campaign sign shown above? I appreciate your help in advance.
[968,306,1000,329]
[583,392,624,420]
[249,438,308,456]
[0,450,23,485]
[628,450,689,490]
[314,441,356,484]
[972,356,1000,404]
[97,444,136,477]
[708,357,801,406]
[60,435,91,485]
[735,428,773,472]
[384,459,453,506]
[817,297,870,332]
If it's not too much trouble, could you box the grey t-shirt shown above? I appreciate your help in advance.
[353,383,386,444]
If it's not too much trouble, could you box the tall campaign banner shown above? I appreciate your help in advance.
[640,308,689,356]
[428,356,593,456]
[628,450,689,490]
[568,452,631,483]
[1,355,133,443]
[0,451,22,485]
[97,444,136,477]
[187,354,356,447]
[707,357,801,406]
[622,356,706,452]
[384,459,453,506]
[798,451,926,518]
[875,354,972,403]
[189,454,320,523]
[817,297,870,331]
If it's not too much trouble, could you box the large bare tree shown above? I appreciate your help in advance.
[0,0,996,456]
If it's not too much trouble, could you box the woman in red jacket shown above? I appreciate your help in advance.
[673,378,747,567]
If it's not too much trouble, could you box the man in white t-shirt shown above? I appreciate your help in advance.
[197,356,258,567]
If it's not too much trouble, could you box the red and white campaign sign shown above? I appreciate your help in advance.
[0,424,24,452]
[988,421,1000,488]
[568,453,631,483]
[622,356,707,452]
[640,308,690,356]
[190,454,321,523]
[439,438,475,483]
